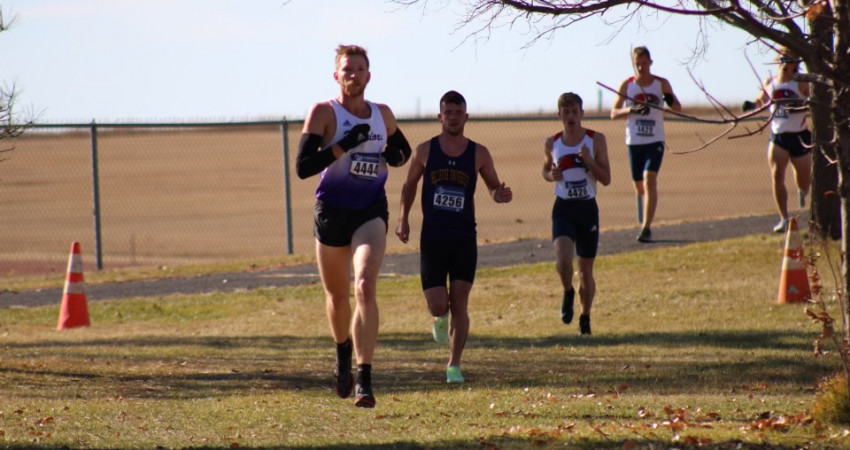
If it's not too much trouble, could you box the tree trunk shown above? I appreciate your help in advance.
[809,8,840,239]
[835,89,850,341]
[838,106,850,340]
[810,86,840,239]
[832,0,850,342]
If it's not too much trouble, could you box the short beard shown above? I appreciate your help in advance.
[343,84,365,97]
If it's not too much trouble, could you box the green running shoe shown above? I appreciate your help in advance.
[446,365,464,383]
[432,314,449,344]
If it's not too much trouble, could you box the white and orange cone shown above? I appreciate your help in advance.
[57,242,91,329]
[777,217,811,304]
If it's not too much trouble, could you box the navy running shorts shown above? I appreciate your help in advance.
[628,142,665,181]
[551,197,599,259]
[313,197,388,247]
[419,236,477,290]
[770,130,812,158]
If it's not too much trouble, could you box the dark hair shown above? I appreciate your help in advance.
[335,44,369,69]
[440,90,466,110]
[557,92,583,110]
[633,46,652,62]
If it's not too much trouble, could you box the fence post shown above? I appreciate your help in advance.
[90,120,103,270]
[281,119,294,255]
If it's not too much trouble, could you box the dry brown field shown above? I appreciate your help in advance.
[1,114,794,276]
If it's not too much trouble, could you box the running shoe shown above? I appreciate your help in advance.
[334,361,354,399]
[354,383,376,408]
[637,228,652,243]
[579,314,592,335]
[446,365,464,383]
[773,218,789,234]
[432,314,449,345]
[561,288,575,324]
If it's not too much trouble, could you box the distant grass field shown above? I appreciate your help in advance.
[1,113,800,277]
[0,234,846,449]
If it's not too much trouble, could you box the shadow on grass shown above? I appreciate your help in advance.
[0,438,812,450]
[1,328,831,400]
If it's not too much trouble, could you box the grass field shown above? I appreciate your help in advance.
[1,113,801,277]
[0,234,846,449]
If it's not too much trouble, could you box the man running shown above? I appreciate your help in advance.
[544,93,611,335]
[396,90,512,383]
[296,44,411,408]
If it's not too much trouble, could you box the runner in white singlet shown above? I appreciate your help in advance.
[543,93,611,336]
[741,47,812,234]
[611,46,681,243]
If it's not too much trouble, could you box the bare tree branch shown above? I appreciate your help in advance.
[0,9,32,159]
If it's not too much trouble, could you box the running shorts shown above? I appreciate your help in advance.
[770,130,812,158]
[420,236,477,290]
[628,141,665,181]
[313,197,388,247]
[551,197,600,259]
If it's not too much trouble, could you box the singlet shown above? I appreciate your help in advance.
[624,77,665,145]
[551,129,598,201]
[420,137,478,241]
[315,99,388,209]
[768,78,808,134]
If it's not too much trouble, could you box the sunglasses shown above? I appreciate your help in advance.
[779,56,800,64]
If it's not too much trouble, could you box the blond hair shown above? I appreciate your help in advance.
[335,44,369,69]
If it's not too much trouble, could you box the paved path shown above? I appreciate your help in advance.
[1,213,797,308]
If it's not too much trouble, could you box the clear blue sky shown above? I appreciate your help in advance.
[3,0,788,122]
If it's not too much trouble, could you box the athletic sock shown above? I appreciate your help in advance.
[336,338,352,364]
[357,364,372,387]
[636,194,644,225]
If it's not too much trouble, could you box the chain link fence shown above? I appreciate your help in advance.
[1,115,790,276]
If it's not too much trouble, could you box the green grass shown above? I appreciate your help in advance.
[1,234,847,449]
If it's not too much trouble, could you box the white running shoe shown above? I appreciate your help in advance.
[773,218,789,234]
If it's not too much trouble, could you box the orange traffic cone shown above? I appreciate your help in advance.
[57,242,91,329]
[777,217,811,304]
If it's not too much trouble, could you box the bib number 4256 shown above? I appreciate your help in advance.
[433,185,465,213]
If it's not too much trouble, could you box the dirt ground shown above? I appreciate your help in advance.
[0,212,799,308]
[1,114,798,276]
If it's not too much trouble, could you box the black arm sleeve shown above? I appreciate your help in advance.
[296,133,336,179]
[381,128,412,167]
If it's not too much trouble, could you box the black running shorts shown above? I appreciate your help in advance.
[770,130,812,158]
[551,197,599,259]
[313,197,389,247]
[419,236,478,290]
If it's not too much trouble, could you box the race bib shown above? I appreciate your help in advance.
[433,185,465,212]
[564,180,589,199]
[636,119,655,137]
[349,153,380,179]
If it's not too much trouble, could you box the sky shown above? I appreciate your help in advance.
[2,0,793,123]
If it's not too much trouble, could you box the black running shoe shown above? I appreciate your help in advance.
[637,228,652,243]
[334,361,354,399]
[354,383,376,408]
[561,288,575,324]
[579,314,591,335]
